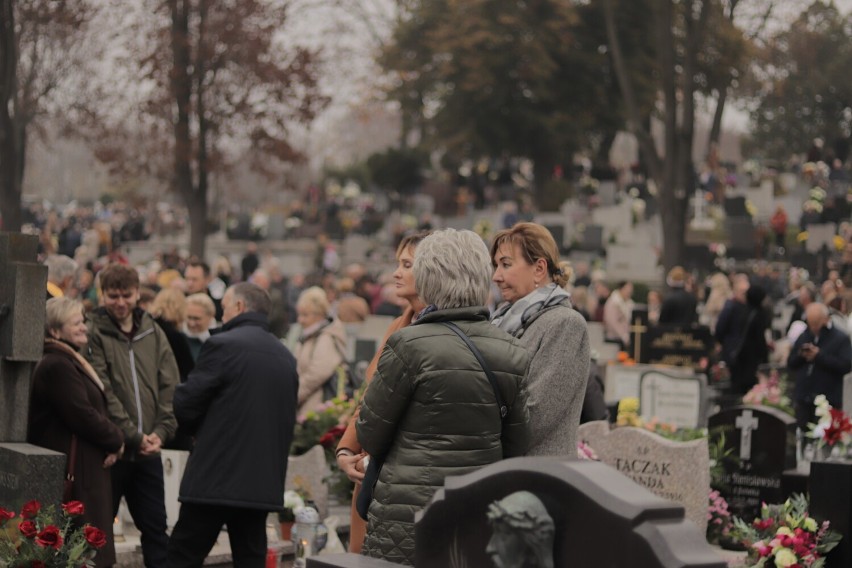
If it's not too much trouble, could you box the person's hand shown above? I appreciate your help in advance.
[801,343,820,362]
[103,445,123,468]
[337,451,367,483]
[139,433,162,456]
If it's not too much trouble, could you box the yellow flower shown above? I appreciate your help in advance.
[775,526,793,537]
[803,517,818,532]
[796,231,809,243]
[835,235,846,251]
[619,398,640,414]
[773,548,798,567]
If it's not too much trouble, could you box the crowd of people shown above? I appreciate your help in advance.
[24,210,852,566]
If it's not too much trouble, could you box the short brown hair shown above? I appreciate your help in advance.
[98,263,140,292]
[490,222,571,288]
[396,231,432,258]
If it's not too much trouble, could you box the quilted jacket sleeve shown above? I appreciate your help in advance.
[355,341,413,460]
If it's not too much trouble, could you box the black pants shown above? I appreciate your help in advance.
[168,503,267,568]
[112,457,169,568]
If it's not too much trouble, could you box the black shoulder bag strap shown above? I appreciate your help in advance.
[440,322,508,421]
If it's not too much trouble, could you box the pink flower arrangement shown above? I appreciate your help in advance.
[731,494,840,567]
[706,490,732,545]
[743,369,794,416]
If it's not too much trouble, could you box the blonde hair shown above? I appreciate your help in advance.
[150,288,187,325]
[45,297,84,337]
[297,286,331,317]
[490,222,571,288]
[186,293,216,317]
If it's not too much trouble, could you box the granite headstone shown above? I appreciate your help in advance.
[308,458,726,568]
[810,460,852,568]
[578,421,710,533]
[286,445,330,519]
[708,405,797,521]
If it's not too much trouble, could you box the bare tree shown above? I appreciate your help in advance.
[0,0,93,231]
[90,0,327,258]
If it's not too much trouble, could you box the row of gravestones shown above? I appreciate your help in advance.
[307,404,852,568]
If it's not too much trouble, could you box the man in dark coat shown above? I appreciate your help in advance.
[788,302,852,431]
[658,265,698,325]
[168,283,299,568]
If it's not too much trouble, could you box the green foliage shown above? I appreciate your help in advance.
[749,1,852,161]
[366,147,427,194]
[708,426,739,490]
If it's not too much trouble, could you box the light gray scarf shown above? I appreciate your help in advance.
[491,283,571,337]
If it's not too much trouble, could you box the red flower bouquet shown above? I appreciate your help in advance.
[0,500,106,568]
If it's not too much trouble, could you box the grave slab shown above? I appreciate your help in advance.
[0,443,65,512]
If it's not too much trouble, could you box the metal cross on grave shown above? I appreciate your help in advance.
[735,409,760,461]
[630,316,648,363]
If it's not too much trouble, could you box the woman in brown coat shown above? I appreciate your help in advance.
[29,297,125,568]
[334,231,429,552]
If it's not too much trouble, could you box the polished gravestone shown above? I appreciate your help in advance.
[709,405,797,522]
[810,460,852,568]
[0,232,64,511]
[308,458,725,568]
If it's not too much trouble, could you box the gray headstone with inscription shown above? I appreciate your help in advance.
[578,421,710,534]
[708,405,797,522]
[0,232,64,511]
[639,370,708,429]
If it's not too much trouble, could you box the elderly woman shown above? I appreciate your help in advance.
[335,231,429,553]
[28,297,125,568]
[294,286,347,414]
[490,222,590,456]
[357,229,530,565]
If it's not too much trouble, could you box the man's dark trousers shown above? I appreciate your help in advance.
[168,503,267,568]
[112,456,169,568]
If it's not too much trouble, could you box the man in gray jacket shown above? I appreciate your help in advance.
[87,263,178,568]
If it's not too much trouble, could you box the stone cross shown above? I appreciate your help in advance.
[735,410,759,460]
[0,232,63,512]
[0,232,47,440]
[630,316,648,362]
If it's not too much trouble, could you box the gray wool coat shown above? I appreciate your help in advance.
[514,299,590,456]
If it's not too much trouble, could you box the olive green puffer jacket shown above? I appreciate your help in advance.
[356,307,530,565]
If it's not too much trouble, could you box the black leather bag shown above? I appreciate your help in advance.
[355,456,382,521]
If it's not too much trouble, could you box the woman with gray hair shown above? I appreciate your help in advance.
[356,229,531,565]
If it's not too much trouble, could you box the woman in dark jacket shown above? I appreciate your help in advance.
[29,297,125,568]
[356,229,531,565]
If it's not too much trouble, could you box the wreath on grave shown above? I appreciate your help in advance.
[0,500,107,568]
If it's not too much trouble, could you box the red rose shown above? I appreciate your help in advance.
[35,525,63,549]
[19,520,38,538]
[31,561,46,568]
[0,507,14,524]
[21,500,41,519]
[84,525,107,549]
[62,501,85,516]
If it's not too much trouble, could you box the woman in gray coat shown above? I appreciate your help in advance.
[491,222,591,456]
[356,229,530,565]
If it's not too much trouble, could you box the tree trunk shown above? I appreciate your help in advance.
[187,189,207,260]
[0,0,21,232]
[708,86,728,147]
[170,0,201,256]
